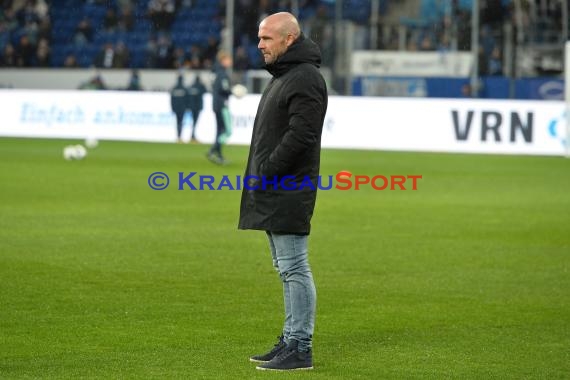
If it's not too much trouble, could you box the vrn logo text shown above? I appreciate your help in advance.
[452,110,533,143]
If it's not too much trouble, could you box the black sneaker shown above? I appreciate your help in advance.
[249,336,287,363]
[255,341,313,371]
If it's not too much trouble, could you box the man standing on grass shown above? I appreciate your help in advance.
[170,74,189,144]
[238,12,328,371]
[186,75,207,143]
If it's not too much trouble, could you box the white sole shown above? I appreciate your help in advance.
[256,366,314,371]
[249,358,268,363]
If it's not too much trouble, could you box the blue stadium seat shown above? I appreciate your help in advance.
[48,0,223,68]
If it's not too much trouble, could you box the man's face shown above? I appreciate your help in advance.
[257,21,289,65]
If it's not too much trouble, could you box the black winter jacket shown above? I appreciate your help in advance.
[187,77,207,112]
[170,77,188,115]
[238,34,328,234]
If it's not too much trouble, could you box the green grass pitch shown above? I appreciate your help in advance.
[1,137,569,379]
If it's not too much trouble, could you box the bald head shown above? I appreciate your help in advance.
[258,12,301,64]
[261,12,300,39]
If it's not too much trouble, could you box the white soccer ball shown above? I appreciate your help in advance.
[63,144,88,161]
[63,146,75,160]
[231,84,248,99]
[74,144,87,159]
[85,137,99,149]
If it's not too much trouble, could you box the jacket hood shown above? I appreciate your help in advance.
[265,33,322,77]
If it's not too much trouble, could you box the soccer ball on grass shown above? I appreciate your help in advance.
[63,144,87,161]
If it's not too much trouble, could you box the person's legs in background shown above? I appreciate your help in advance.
[190,108,201,142]
[207,109,226,164]
[175,111,184,143]
[207,107,231,164]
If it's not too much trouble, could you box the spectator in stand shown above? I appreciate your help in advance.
[94,42,115,68]
[0,24,9,52]
[235,0,260,44]
[16,1,40,28]
[233,45,250,71]
[30,0,48,19]
[63,53,79,68]
[154,34,174,68]
[74,17,94,45]
[173,46,187,68]
[488,46,503,76]
[0,43,17,67]
[307,4,333,66]
[118,3,135,31]
[187,44,202,69]
[202,36,219,67]
[113,41,130,68]
[35,36,49,66]
[147,0,175,33]
[36,15,51,42]
[103,7,119,32]
[418,34,435,51]
[437,32,451,53]
[1,7,18,34]
[144,36,158,67]
[477,45,489,76]
[16,34,35,66]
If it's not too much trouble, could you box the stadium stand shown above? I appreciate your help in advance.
[1,0,382,70]
[1,0,567,78]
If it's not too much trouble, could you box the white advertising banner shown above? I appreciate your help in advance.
[0,90,566,156]
[351,51,473,77]
[322,97,566,156]
[0,89,253,145]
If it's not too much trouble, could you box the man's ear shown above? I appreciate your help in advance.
[285,34,296,47]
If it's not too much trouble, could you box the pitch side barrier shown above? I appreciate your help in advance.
[0,89,566,156]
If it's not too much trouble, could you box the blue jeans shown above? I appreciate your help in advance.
[266,232,316,352]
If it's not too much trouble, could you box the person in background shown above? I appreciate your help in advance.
[63,54,79,68]
[35,37,50,66]
[94,42,115,68]
[170,74,189,143]
[186,75,207,143]
[79,73,106,90]
[113,41,130,68]
[207,50,232,164]
[125,69,143,91]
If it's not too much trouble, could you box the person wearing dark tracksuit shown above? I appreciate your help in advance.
[207,51,233,164]
[187,75,207,143]
[170,75,189,143]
